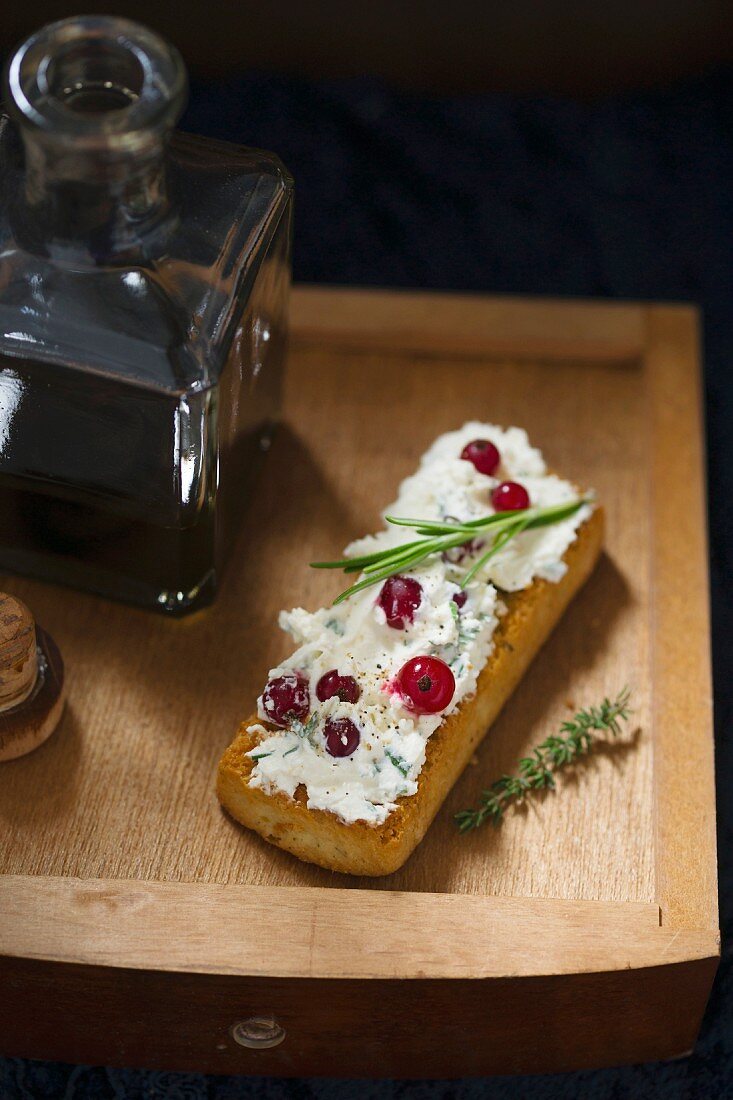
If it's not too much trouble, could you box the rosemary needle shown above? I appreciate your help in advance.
[311,498,590,604]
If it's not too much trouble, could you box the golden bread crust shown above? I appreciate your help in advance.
[217,507,604,876]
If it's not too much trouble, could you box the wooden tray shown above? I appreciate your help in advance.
[0,288,718,1078]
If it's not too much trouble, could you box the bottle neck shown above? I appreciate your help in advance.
[3,16,186,263]
[18,128,171,261]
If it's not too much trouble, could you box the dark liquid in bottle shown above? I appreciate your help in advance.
[0,355,217,612]
[0,485,216,612]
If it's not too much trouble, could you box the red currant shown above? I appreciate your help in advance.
[395,655,456,714]
[262,671,310,727]
[378,575,423,629]
[324,717,361,757]
[316,670,361,704]
[460,438,500,476]
[452,590,467,609]
[491,481,530,511]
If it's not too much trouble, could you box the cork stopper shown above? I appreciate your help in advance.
[0,594,39,712]
[0,593,65,761]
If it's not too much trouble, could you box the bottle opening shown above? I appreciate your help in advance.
[4,16,186,143]
[44,36,144,115]
[57,82,139,115]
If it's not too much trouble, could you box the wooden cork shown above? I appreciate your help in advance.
[0,594,65,762]
[0,595,39,711]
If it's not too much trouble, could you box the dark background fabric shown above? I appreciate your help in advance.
[2,70,733,1099]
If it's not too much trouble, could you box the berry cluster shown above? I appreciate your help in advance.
[259,437,529,759]
[461,436,529,511]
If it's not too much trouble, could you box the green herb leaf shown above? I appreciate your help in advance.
[460,511,533,587]
[311,499,590,605]
[455,688,631,832]
[384,515,479,535]
[290,713,319,742]
[385,749,411,777]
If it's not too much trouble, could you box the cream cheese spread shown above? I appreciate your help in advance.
[247,422,592,825]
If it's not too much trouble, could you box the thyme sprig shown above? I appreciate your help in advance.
[311,498,589,605]
[455,688,632,832]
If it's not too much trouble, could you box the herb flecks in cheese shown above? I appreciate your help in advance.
[247,423,592,825]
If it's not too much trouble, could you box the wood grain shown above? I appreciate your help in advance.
[290,285,645,362]
[0,320,657,904]
[0,288,717,1076]
[645,306,718,930]
[1,953,719,1078]
[0,876,680,980]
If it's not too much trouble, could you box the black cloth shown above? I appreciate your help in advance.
[3,69,732,1099]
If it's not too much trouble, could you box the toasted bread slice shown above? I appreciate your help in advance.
[217,506,604,876]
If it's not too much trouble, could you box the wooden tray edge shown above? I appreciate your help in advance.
[645,305,718,932]
[0,953,720,1078]
[0,876,718,981]
[0,294,718,986]
[290,284,647,362]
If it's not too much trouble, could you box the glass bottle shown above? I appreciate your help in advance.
[0,16,293,614]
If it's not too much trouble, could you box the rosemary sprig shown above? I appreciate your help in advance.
[461,511,533,586]
[455,688,632,832]
[311,498,589,604]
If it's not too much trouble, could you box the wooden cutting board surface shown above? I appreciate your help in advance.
[0,287,718,1078]
[0,287,701,914]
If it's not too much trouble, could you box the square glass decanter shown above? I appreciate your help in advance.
[0,17,293,613]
